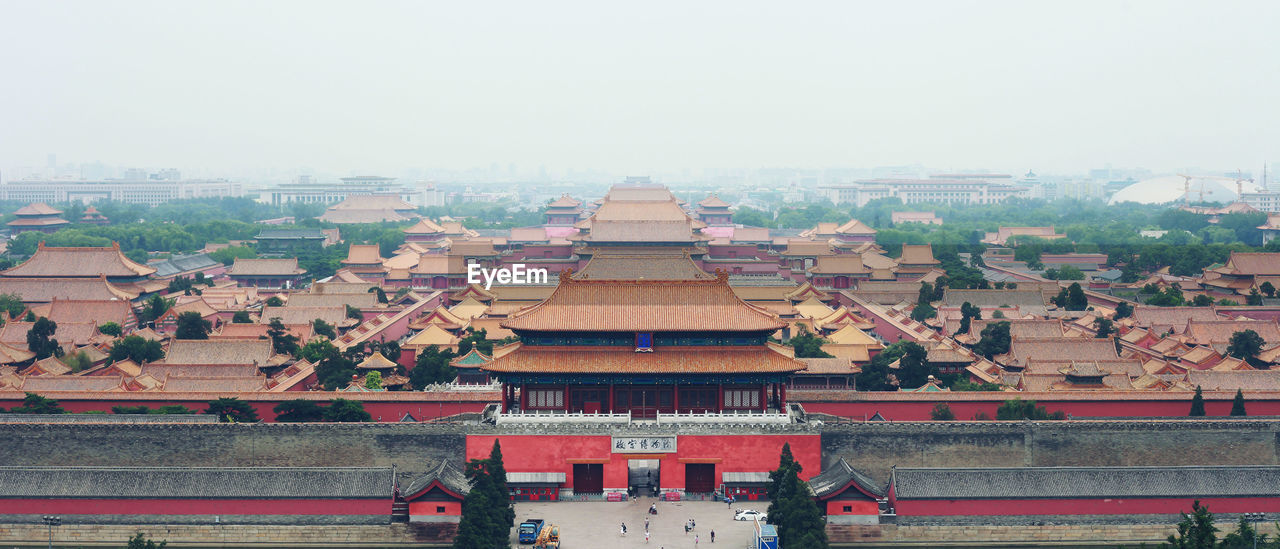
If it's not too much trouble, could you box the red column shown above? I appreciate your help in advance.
[520,383,526,411]
[564,383,570,412]
[608,383,614,413]
[501,384,508,413]
[716,384,724,413]
[779,384,787,410]
[672,385,680,414]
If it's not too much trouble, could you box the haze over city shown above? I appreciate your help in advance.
[2,0,1278,181]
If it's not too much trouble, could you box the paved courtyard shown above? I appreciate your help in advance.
[511,499,765,548]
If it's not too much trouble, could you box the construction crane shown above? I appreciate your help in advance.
[1177,172,1255,203]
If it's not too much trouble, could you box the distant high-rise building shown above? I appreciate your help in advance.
[264,175,425,206]
[122,168,147,180]
[818,174,1027,207]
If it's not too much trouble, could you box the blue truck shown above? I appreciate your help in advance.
[518,518,545,544]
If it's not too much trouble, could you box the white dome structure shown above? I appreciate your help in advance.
[1108,175,1264,205]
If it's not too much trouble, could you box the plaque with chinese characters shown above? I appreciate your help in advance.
[611,436,676,453]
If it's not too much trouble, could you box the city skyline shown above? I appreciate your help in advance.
[1,0,1277,177]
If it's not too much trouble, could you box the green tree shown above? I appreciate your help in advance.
[26,317,62,359]
[974,321,1012,359]
[0,293,25,320]
[112,405,152,414]
[1219,514,1268,548]
[109,335,165,364]
[411,345,458,388]
[957,302,980,335]
[1191,294,1215,307]
[917,281,934,305]
[323,399,371,422]
[364,371,383,390]
[487,440,515,535]
[232,311,252,323]
[126,532,168,549]
[174,311,212,339]
[1163,500,1218,549]
[1248,288,1264,306]
[1262,281,1277,298]
[368,286,389,303]
[315,352,357,390]
[765,443,828,548]
[1094,318,1115,339]
[454,459,502,549]
[298,338,339,364]
[1115,302,1134,319]
[8,392,64,414]
[1190,385,1206,417]
[910,302,937,321]
[930,403,955,421]
[273,399,325,422]
[266,318,300,356]
[98,322,123,336]
[1230,389,1246,417]
[995,398,1064,420]
[786,325,834,358]
[313,318,337,339]
[1065,282,1088,311]
[206,397,259,423]
[895,341,934,389]
[140,294,172,324]
[1227,329,1265,365]
[265,296,284,307]
[62,351,93,372]
[345,304,362,320]
[153,405,195,414]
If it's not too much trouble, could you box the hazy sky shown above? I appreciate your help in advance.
[1,0,1277,177]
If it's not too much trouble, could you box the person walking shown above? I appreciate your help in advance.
[695,534,700,546]
[645,531,650,543]
[710,530,715,543]
[645,517,650,531]
[621,522,627,536]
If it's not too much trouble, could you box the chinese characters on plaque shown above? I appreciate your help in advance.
[611,436,677,453]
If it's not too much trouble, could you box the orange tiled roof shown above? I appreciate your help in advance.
[808,255,871,275]
[403,218,446,235]
[502,273,783,333]
[547,194,582,209]
[342,245,384,265]
[2,242,155,278]
[996,336,1119,368]
[160,339,274,366]
[899,244,940,266]
[13,203,63,216]
[1183,319,1280,345]
[781,240,835,257]
[574,252,712,280]
[229,258,305,276]
[1215,252,1280,276]
[482,344,804,374]
[834,219,876,235]
[697,195,730,209]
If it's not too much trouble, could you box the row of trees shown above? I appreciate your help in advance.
[0,393,369,422]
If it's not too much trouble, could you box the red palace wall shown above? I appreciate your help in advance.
[0,498,389,516]
[826,499,879,516]
[409,500,462,517]
[800,395,1280,421]
[466,434,821,492]
[895,496,1280,517]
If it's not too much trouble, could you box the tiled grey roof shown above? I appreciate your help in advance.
[892,466,1280,500]
[256,229,326,240]
[150,254,219,278]
[402,460,469,499]
[810,458,886,499]
[0,466,392,498]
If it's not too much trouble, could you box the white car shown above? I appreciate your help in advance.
[734,509,766,521]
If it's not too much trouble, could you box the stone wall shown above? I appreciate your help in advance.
[0,522,452,547]
[0,422,469,481]
[829,521,1280,546]
[821,419,1280,483]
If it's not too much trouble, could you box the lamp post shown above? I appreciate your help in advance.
[1244,513,1266,549]
[41,515,60,549]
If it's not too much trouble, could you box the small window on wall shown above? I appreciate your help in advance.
[636,332,653,353]
[437,506,446,513]
[843,505,852,513]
